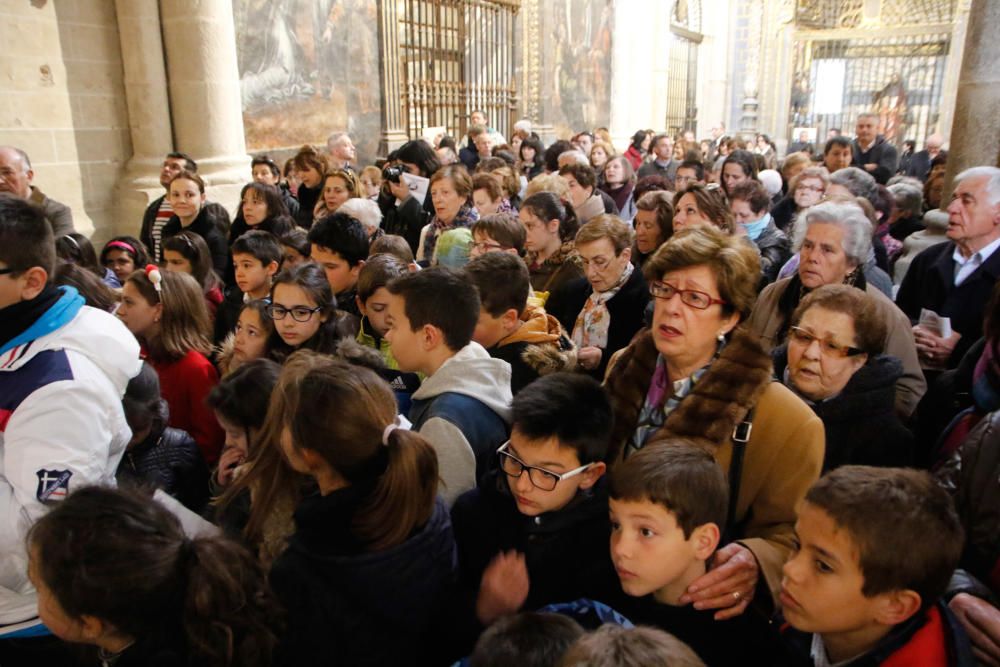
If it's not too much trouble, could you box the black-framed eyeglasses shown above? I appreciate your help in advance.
[471,241,507,252]
[497,441,592,492]
[266,304,323,322]
[788,326,863,358]
[649,281,728,310]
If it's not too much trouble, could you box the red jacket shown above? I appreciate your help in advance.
[148,350,224,466]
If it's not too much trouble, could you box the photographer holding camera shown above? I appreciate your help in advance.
[378,140,442,255]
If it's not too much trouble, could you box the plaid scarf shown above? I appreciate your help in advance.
[424,204,478,260]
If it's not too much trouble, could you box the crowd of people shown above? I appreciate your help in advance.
[0,104,998,667]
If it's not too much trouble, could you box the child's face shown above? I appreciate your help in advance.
[233,252,275,297]
[281,244,307,269]
[311,244,360,296]
[609,497,707,602]
[361,286,392,337]
[384,293,424,373]
[503,430,602,517]
[215,411,250,458]
[781,503,888,638]
[233,308,269,362]
[117,281,161,338]
[104,249,135,283]
[473,306,509,349]
[28,548,90,644]
[271,283,325,348]
[162,249,193,274]
[470,231,510,259]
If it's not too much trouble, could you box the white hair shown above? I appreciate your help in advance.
[513,119,532,134]
[757,169,783,197]
[955,166,1000,207]
[792,200,873,266]
[337,198,382,234]
[558,150,590,167]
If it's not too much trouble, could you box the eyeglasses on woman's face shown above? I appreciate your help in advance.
[497,442,592,492]
[788,325,862,358]
[266,304,322,322]
[648,281,727,310]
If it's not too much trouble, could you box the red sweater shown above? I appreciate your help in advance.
[148,350,224,466]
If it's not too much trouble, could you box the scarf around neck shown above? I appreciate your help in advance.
[425,204,478,261]
[571,262,633,350]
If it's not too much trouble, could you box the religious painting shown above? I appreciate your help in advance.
[232,0,382,163]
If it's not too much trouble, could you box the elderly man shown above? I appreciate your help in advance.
[0,146,73,236]
[851,113,899,184]
[904,134,945,182]
[326,132,356,170]
[897,167,1000,370]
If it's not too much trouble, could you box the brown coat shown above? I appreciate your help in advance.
[605,327,824,601]
[746,276,926,417]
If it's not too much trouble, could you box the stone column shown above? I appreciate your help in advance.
[160,0,249,211]
[114,0,175,235]
[943,0,1000,195]
[739,0,763,140]
[377,0,409,155]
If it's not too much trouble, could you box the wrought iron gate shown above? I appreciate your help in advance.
[664,0,701,136]
[789,0,956,148]
[398,0,520,140]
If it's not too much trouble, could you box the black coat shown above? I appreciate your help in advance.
[755,221,791,286]
[116,426,210,514]
[451,470,624,612]
[294,184,321,229]
[380,190,435,255]
[896,241,1000,367]
[851,136,899,184]
[160,206,231,278]
[547,266,649,378]
[270,485,457,667]
[774,348,914,472]
[141,195,231,263]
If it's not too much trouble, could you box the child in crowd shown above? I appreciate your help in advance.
[355,253,421,411]
[214,230,281,342]
[469,612,584,667]
[217,298,274,376]
[471,212,527,258]
[160,171,230,273]
[370,233,419,271]
[268,356,457,666]
[206,358,282,494]
[464,252,576,393]
[360,165,382,200]
[780,466,969,666]
[559,625,706,667]
[279,228,311,269]
[452,372,618,632]
[101,235,149,285]
[56,232,120,288]
[118,361,209,513]
[385,267,511,504]
[117,268,225,465]
[27,486,279,666]
[608,440,781,665]
[307,211,369,318]
[161,230,224,320]
[267,263,357,362]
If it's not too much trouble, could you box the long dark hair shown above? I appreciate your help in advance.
[55,233,104,279]
[28,486,281,666]
[520,191,580,242]
[721,150,759,196]
[122,361,169,441]
[101,236,149,270]
[162,231,222,294]
[239,182,295,232]
[279,356,438,550]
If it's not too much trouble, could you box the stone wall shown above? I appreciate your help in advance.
[0,1,130,242]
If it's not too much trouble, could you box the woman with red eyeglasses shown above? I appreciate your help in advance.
[604,224,823,626]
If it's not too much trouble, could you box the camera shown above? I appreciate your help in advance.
[383,165,406,183]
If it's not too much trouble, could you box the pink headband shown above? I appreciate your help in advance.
[107,240,137,255]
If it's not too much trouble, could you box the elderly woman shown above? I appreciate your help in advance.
[605,225,823,618]
[771,166,829,232]
[728,180,790,285]
[773,284,913,471]
[547,215,649,379]
[472,172,511,218]
[746,200,926,417]
[673,184,734,234]
[631,190,674,270]
[416,165,478,266]
[560,163,617,224]
[599,157,637,221]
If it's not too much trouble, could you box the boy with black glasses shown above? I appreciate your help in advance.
[451,372,622,634]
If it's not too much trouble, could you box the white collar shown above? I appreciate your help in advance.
[953,234,1000,264]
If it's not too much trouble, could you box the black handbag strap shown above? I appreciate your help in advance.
[724,406,755,543]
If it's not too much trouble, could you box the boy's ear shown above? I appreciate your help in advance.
[79,614,107,642]
[690,522,721,561]
[873,589,922,627]
[501,308,521,331]
[265,260,279,278]
[578,461,606,490]
[350,259,365,280]
[422,323,445,351]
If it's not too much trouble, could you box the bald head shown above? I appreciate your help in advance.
[925,134,944,157]
[0,146,34,199]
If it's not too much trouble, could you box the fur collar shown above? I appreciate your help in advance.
[606,326,773,462]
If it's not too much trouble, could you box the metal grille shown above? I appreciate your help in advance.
[664,0,702,136]
[789,32,951,147]
[398,0,520,140]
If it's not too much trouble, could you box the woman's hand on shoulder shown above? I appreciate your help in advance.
[679,542,760,620]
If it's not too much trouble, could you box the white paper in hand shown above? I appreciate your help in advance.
[918,308,953,339]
